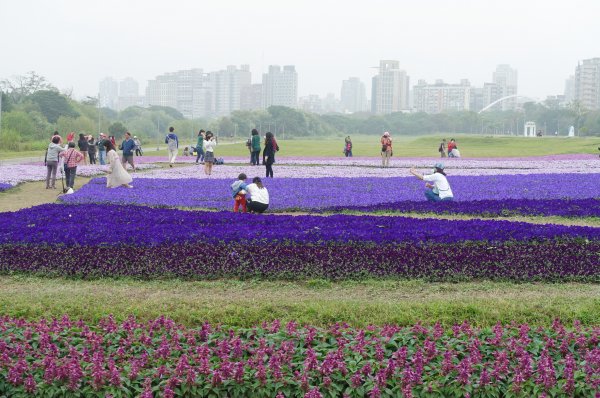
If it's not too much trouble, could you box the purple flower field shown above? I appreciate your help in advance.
[1,204,599,281]
[58,174,600,217]
[0,183,12,192]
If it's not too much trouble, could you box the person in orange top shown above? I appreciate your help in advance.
[380,132,393,168]
[59,142,84,190]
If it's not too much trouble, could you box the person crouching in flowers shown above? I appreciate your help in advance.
[231,173,248,213]
[410,163,454,202]
[103,140,133,188]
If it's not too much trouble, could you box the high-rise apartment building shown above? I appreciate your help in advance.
[483,64,518,111]
[574,58,600,110]
[209,65,251,117]
[341,77,367,113]
[371,60,410,115]
[119,77,139,97]
[240,84,263,111]
[564,75,575,103]
[262,65,298,109]
[99,77,119,109]
[146,69,211,118]
[413,79,471,113]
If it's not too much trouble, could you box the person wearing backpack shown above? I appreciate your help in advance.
[165,126,179,167]
[380,132,393,168]
[59,142,84,190]
[251,129,261,166]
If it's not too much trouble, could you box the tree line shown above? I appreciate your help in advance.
[1,72,599,151]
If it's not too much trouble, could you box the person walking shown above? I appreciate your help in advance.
[410,163,454,202]
[203,131,217,176]
[77,134,89,165]
[120,131,136,172]
[251,129,261,166]
[59,142,84,190]
[97,133,108,165]
[447,138,456,157]
[195,129,205,164]
[165,127,179,167]
[439,139,447,158]
[380,132,393,168]
[88,136,97,164]
[263,132,278,178]
[133,135,143,156]
[45,136,65,189]
[344,136,353,157]
[104,140,133,188]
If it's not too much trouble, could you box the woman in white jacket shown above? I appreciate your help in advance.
[103,141,133,188]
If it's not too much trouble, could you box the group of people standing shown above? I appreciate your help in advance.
[438,138,460,158]
[45,131,137,191]
[244,130,279,178]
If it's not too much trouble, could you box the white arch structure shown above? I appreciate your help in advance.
[478,95,537,114]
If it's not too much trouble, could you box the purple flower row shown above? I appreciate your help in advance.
[0,183,12,192]
[0,316,598,397]
[2,204,600,247]
[324,198,600,218]
[59,174,600,215]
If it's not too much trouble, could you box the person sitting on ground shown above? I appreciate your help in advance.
[183,146,190,156]
[243,176,269,213]
[230,173,248,213]
[410,163,454,202]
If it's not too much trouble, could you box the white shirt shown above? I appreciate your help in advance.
[204,139,217,153]
[423,172,453,199]
[246,183,269,204]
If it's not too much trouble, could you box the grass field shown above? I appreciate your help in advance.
[1,276,598,327]
[1,135,599,161]
[1,136,599,331]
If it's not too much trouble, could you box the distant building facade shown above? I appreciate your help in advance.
[482,64,518,111]
[240,84,263,111]
[262,65,298,109]
[371,60,410,115]
[99,77,119,109]
[413,79,471,113]
[341,77,368,113]
[574,57,600,110]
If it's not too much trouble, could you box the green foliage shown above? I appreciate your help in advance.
[0,91,12,112]
[108,121,128,136]
[29,90,78,123]
[56,115,96,135]
[147,105,184,120]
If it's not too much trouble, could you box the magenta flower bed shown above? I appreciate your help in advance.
[0,316,598,397]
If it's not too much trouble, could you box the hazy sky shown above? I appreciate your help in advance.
[1,0,599,100]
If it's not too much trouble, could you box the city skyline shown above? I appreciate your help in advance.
[1,0,599,102]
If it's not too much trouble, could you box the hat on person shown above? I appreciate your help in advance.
[434,162,445,170]
[383,132,390,137]
[133,135,137,138]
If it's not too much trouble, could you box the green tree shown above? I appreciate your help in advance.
[29,90,78,123]
[108,122,128,136]
[0,71,56,104]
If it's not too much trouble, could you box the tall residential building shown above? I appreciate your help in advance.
[371,60,410,115]
[99,77,119,109]
[119,77,139,97]
[209,65,251,117]
[413,79,471,113]
[574,58,600,110]
[146,69,210,118]
[564,75,575,103]
[341,77,367,113]
[483,64,518,111]
[240,84,263,111]
[262,65,298,109]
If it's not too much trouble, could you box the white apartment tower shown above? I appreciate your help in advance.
[413,79,471,113]
[209,65,251,116]
[574,58,600,110]
[146,69,211,118]
[483,64,518,111]
[341,77,368,113]
[99,77,119,109]
[371,60,410,115]
[261,65,298,109]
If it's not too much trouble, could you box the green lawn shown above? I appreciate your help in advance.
[2,135,599,160]
[1,276,598,327]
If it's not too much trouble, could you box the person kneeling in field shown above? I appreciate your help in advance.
[231,173,248,213]
[410,163,454,202]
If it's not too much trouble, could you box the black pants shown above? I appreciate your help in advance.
[64,166,77,188]
[135,148,143,156]
[89,152,96,164]
[247,200,268,214]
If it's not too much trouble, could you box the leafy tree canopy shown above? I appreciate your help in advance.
[29,90,78,124]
